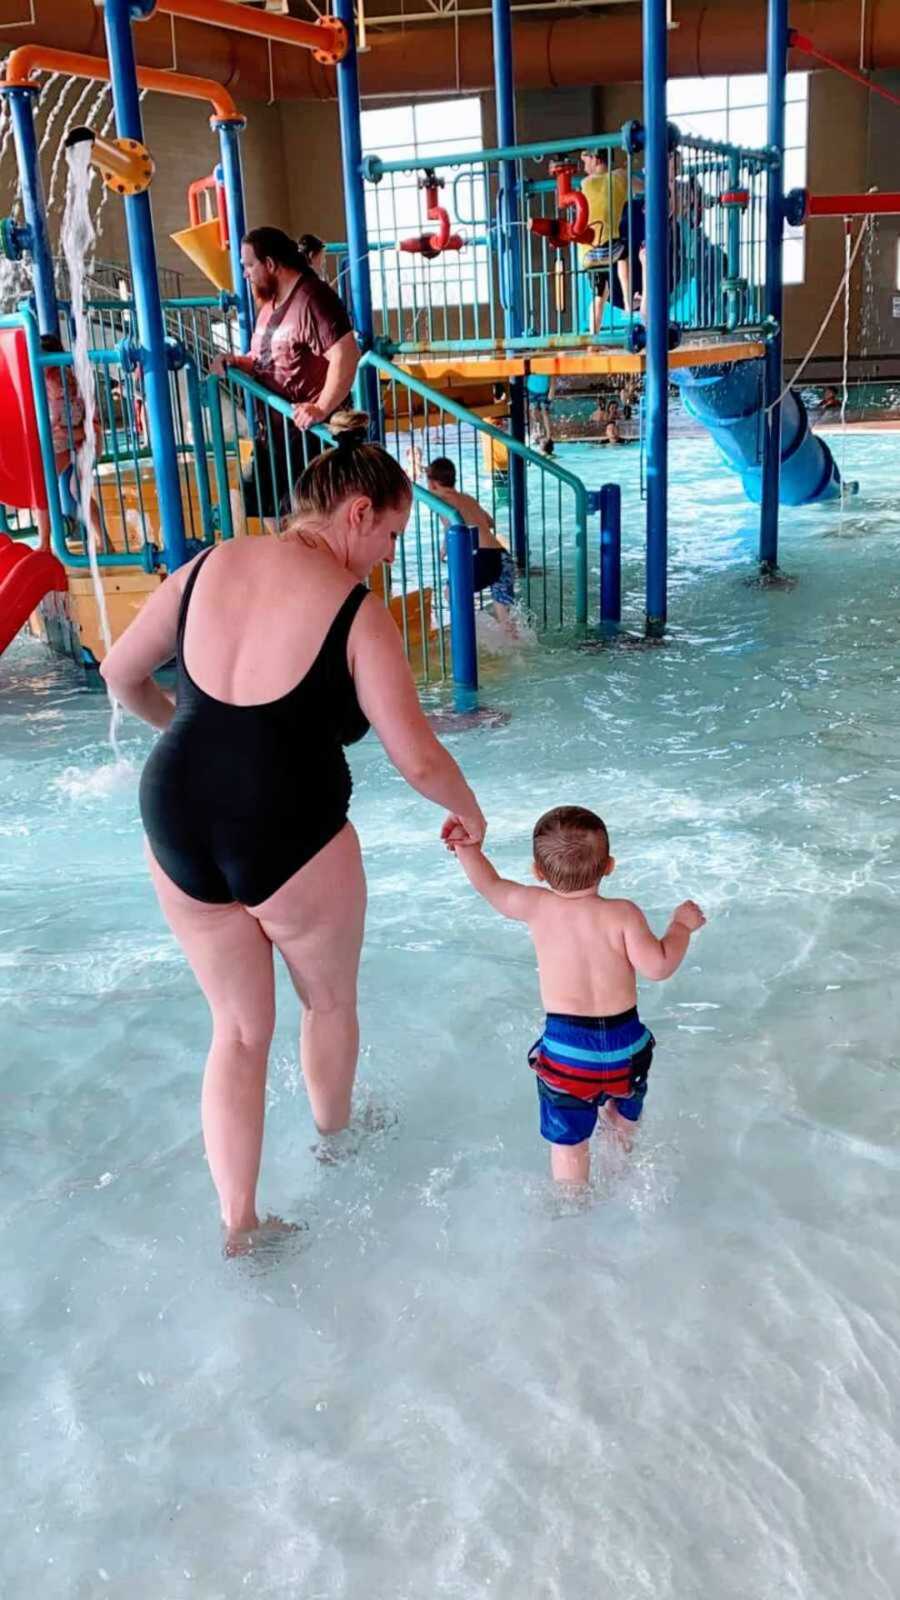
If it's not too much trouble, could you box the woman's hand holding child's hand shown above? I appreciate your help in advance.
[441,809,486,850]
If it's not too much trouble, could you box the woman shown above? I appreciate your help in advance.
[298,232,326,279]
[102,413,485,1248]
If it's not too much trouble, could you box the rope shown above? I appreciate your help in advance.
[765,213,872,413]
[859,0,867,72]
[790,32,900,112]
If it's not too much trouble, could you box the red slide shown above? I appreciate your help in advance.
[0,533,67,656]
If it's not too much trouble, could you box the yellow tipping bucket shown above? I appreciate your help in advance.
[170,218,233,293]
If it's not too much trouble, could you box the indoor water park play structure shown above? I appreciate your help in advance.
[0,0,897,691]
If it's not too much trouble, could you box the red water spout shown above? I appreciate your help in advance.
[530,161,593,249]
[400,174,465,259]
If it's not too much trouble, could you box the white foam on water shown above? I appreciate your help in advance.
[475,606,539,656]
[50,758,136,801]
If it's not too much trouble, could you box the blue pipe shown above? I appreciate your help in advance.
[333,0,380,433]
[725,153,743,332]
[760,0,788,571]
[643,0,669,635]
[671,360,842,504]
[491,0,528,577]
[215,121,253,354]
[183,358,214,542]
[101,0,187,572]
[3,88,58,337]
[446,523,478,711]
[599,483,622,628]
[204,374,235,540]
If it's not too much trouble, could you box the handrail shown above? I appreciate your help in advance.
[673,129,778,166]
[364,130,627,181]
[364,129,778,182]
[361,349,589,627]
[214,365,452,524]
[154,0,347,65]
[1,46,243,125]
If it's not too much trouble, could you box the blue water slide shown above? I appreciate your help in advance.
[671,358,843,506]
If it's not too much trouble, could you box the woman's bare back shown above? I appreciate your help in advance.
[181,535,360,707]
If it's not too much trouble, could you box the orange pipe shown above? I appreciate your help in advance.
[153,0,347,66]
[1,45,242,124]
[188,172,228,246]
[2,1,900,100]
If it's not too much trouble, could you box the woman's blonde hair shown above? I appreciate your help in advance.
[293,411,412,520]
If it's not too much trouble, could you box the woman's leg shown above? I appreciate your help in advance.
[148,852,276,1234]
[252,823,367,1136]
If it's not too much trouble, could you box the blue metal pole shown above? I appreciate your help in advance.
[4,88,59,337]
[215,121,253,354]
[205,373,235,540]
[760,0,788,573]
[725,152,742,331]
[599,483,622,628]
[446,523,479,711]
[183,358,214,543]
[101,0,187,571]
[643,0,669,636]
[491,0,528,573]
[333,0,380,432]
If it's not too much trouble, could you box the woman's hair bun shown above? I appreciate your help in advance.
[330,409,370,451]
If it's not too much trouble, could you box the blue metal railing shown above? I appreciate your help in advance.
[362,348,590,634]
[359,127,778,355]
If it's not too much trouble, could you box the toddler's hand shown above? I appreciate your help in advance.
[673,900,706,932]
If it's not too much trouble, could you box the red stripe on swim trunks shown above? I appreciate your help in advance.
[532,1052,634,1099]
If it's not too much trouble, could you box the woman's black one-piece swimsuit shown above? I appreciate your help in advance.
[139,549,371,906]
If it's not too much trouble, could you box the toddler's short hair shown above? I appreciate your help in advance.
[533,805,609,892]
[427,456,456,488]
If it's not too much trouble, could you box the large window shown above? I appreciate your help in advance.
[667,73,809,284]
[361,97,488,310]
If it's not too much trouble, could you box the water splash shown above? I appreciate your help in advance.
[859,214,879,372]
[61,139,122,754]
[51,759,136,801]
[33,73,69,161]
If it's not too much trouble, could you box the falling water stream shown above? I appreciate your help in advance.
[60,139,124,760]
[46,82,109,220]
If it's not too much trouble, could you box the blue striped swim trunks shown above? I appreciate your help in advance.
[528,1008,655,1144]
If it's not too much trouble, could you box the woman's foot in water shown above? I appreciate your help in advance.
[222,1213,302,1258]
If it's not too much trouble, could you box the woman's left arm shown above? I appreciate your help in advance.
[101,563,191,729]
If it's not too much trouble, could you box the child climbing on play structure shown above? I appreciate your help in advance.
[425,456,517,634]
[451,805,705,1184]
[35,335,109,557]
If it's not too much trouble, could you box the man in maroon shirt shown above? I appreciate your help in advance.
[212,226,360,520]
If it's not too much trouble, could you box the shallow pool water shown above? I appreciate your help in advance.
[3,431,900,1599]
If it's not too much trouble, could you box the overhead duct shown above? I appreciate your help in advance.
[1,0,898,102]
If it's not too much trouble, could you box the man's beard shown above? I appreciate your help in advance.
[255,271,278,303]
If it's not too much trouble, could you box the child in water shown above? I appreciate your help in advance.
[452,805,705,1183]
[425,456,517,635]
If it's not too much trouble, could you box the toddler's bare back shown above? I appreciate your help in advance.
[527,892,640,1015]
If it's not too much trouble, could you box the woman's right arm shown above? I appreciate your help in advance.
[100,564,192,729]
[349,597,486,843]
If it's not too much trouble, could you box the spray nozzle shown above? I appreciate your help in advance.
[64,127,96,150]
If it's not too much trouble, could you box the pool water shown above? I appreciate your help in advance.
[3,431,900,1599]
